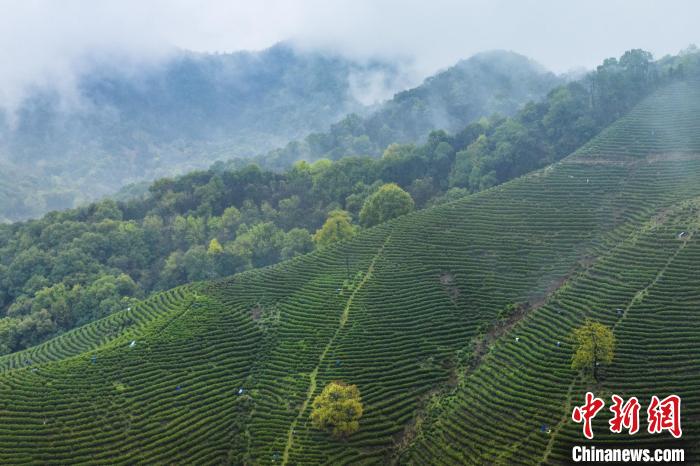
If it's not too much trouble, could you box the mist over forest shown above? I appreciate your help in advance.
[0,43,404,221]
[0,43,561,222]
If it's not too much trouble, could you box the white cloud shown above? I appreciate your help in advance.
[0,0,697,109]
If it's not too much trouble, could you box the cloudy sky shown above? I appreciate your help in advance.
[0,0,697,108]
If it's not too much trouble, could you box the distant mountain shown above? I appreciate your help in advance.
[0,43,403,222]
[0,48,559,222]
[370,50,559,139]
[255,50,561,169]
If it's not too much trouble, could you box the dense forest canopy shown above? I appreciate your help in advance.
[246,50,561,171]
[0,48,558,222]
[0,47,698,355]
[0,43,399,222]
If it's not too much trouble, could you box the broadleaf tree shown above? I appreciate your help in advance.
[313,210,356,248]
[359,183,414,227]
[571,319,615,381]
[310,381,364,439]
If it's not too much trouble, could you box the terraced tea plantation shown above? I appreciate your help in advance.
[1,80,700,464]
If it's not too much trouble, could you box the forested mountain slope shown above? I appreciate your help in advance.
[0,43,396,222]
[1,79,700,464]
[253,50,560,170]
[0,48,557,222]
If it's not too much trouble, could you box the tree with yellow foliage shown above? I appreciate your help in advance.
[207,238,224,255]
[310,381,363,439]
[571,319,615,381]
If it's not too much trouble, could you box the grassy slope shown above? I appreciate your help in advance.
[0,81,699,464]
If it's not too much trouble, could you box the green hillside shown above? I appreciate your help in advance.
[1,80,700,464]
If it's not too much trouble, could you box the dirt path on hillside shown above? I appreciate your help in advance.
[281,233,392,465]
